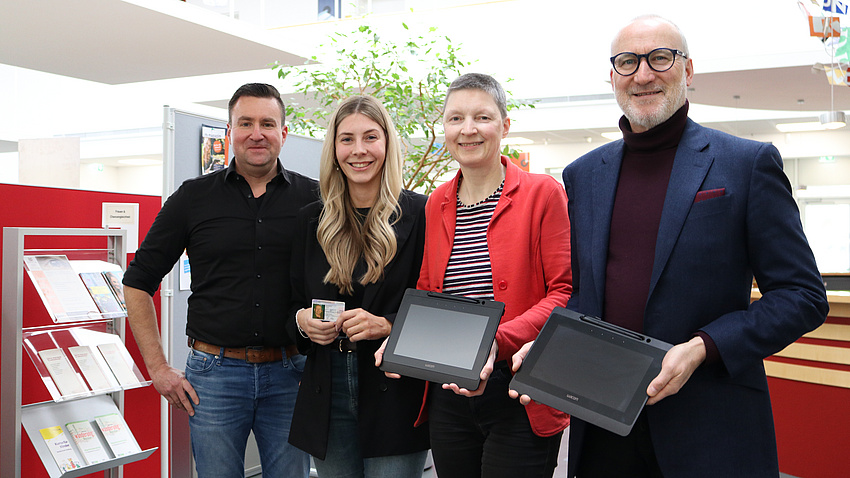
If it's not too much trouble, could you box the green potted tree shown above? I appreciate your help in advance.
[273,23,529,193]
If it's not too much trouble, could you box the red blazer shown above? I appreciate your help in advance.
[416,156,572,437]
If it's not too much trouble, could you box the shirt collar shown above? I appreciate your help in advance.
[224,158,289,184]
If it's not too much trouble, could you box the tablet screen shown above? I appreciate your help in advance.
[392,304,490,369]
[529,326,654,412]
[380,289,505,390]
[510,307,671,436]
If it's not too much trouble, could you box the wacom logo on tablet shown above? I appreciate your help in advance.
[425,364,435,368]
[566,394,579,402]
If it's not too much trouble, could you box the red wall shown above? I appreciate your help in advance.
[768,315,850,478]
[0,183,163,478]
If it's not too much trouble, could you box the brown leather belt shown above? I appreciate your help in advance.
[190,339,298,363]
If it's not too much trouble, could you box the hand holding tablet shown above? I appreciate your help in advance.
[644,335,707,405]
[509,307,672,436]
[378,289,505,391]
[441,340,498,397]
[508,341,535,405]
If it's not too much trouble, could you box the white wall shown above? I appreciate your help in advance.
[80,163,120,191]
[796,156,850,189]
[524,142,601,175]
[0,152,19,184]
[116,165,163,196]
[79,163,162,196]
[750,130,850,161]
[522,129,850,185]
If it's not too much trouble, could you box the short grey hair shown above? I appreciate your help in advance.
[444,73,508,120]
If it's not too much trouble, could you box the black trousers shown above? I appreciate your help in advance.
[576,410,664,478]
[428,366,562,478]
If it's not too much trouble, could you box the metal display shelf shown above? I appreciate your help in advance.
[21,396,157,478]
[2,227,155,478]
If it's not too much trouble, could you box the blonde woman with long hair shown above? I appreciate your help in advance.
[287,95,429,477]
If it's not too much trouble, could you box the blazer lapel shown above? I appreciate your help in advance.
[648,120,713,297]
[360,192,416,311]
[591,142,623,307]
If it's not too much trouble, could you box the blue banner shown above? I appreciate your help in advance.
[824,0,849,15]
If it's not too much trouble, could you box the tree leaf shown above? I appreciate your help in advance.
[267,21,530,192]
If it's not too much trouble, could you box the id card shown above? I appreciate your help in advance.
[311,299,344,322]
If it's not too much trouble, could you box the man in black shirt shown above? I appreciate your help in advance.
[123,83,318,478]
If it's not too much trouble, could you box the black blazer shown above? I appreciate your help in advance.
[287,189,430,459]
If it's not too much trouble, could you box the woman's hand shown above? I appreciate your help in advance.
[296,307,338,345]
[443,340,498,397]
[338,308,391,342]
[374,337,402,379]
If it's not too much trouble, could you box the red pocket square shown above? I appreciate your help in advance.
[694,188,725,203]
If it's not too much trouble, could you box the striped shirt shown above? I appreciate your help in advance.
[442,181,504,299]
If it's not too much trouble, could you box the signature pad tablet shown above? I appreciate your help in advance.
[510,307,672,436]
[380,289,505,390]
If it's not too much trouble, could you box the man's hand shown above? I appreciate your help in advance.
[125,285,199,415]
[297,307,338,345]
[646,336,706,405]
[150,363,199,416]
[508,340,535,405]
[443,340,498,397]
[338,308,391,342]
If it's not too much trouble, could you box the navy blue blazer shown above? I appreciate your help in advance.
[562,119,828,477]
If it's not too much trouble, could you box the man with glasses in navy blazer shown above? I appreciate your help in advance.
[513,14,827,478]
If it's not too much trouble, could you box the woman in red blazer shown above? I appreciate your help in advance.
[396,73,572,478]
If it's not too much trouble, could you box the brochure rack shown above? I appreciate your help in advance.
[2,227,156,478]
[23,323,149,402]
[21,396,156,478]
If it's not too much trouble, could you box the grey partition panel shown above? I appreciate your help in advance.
[163,107,321,477]
[163,108,219,478]
[281,132,323,180]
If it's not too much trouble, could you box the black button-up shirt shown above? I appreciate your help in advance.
[124,159,318,347]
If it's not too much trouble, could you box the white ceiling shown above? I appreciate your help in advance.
[2,0,850,167]
[0,0,308,84]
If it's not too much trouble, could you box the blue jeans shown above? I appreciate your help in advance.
[185,347,310,478]
[313,351,428,478]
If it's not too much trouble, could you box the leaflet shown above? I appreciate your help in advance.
[97,343,139,386]
[65,419,111,465]
[102,270,127,310]
[95,413,141,458]
[68,345,119,392]
[39,425,83,472]
[23,255,99,321]
[79,272,124,315]
[37,348,89,397]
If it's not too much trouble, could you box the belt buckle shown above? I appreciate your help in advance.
[245,345,265,363]
[339,338,355,353]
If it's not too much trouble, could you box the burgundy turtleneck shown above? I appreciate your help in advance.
[603,102,689,334]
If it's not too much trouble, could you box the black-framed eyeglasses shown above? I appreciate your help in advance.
[610,48,688,76]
